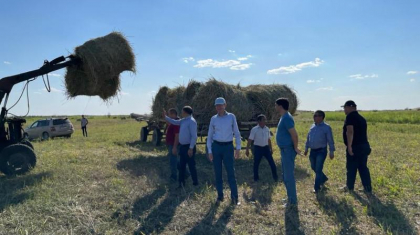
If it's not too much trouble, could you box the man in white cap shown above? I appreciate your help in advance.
[207,97,242,205]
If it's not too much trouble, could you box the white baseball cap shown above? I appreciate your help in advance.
[214,97,226,105]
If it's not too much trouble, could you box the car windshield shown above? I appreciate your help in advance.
[30,121,39,128]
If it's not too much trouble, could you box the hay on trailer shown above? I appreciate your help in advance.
[192,79,253,123]
[184,80,202,101]
[151,86,169,118]
[65,32,136,100]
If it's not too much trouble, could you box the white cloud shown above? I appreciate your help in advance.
[316,86,333,91]
[3,61,11,65]
[307,78,322,83]
[121,91,130,96]
[349,73,378,80]
[267,58,324,75]
[182,57,195,63]
[48,73,61,77]
[194,59,241,68]
[237,57,248,61]
[228,50,235,53]
[407,71,418,75]
[230,63,253,70]
[410,78,415,82]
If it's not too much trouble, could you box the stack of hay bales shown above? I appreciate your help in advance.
[65,32,136,101]
[152,79,298,123]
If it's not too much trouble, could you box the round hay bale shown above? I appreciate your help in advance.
[245,84,299,121]
[184,80,202,101]
[65,32,136,101]
[166,86,187,115]
[151,86,169,119]
[192,79,253,124]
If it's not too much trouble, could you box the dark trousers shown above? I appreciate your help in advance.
[253,145,278,181]
[179,145,198,185]
[346,143,372,191]
[309,147,328,191]
[212,142,238,200]
[82,126,87,137]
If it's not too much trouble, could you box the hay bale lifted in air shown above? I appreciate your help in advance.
[65,32,136,101]
[151,78,299,123]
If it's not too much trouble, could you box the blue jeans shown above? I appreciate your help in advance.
[280,146,297,204]
[309,148,328,191]
[212,142,238,200]
[167,145,189,180]
[253,145,278,181]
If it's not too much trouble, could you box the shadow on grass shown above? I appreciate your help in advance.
[316,191,357,234]
[352,192,417,235]
[187,203,235,235]
[0,172,51,212]
[285,205,304,235]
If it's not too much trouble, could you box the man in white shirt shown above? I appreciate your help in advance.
[246,114,278,182]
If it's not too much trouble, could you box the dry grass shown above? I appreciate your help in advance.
[0,112,419,234]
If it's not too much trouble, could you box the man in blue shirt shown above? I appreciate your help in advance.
[275,98,301,206]
[304,110,335,193]
[164,106,198,188]
[207,97,242,206]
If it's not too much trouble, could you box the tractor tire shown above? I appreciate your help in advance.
[140,127,148,142]
[42,132,49,141]
[152,129,162,146]
[20,140,34,150]
[0,144,37,175]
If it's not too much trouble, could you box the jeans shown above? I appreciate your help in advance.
[253,145,278,181]
[82,126,87,137]
[179,145,198,185]
[167,145,189,180]
[212,142,238,200]
[309,147,328,191]
[346,143,372,191]
[280,146,297,204]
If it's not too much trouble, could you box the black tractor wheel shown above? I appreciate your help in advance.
[0,144,37,175]
[20,140,34,150]
[152,129,162,146]
[140,127,148,142]
[42,132,49,141]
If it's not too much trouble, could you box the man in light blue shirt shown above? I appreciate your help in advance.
[304,110,335,193]
[207,97,241,205]
[164,106,198,187]
[275,98,301,207]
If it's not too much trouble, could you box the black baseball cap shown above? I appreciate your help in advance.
[341,100,357,107]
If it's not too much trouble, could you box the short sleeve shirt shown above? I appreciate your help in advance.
[276,112,295,148]
[249,125,271,147]
[166,122,180,145]
[343,111,368,146]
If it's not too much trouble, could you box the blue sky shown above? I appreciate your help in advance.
[0,0,419,115]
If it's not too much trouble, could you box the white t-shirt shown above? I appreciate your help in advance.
[249,125,271,147]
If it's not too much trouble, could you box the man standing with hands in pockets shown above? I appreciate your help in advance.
[207,97,242,206]
[275,98,301,207]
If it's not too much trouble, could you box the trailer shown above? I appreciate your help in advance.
[139,119,278,148]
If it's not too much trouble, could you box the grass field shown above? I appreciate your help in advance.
[0,111,419,235]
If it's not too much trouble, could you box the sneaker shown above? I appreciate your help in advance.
[231,198,241,206]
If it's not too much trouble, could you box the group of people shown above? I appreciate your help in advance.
[163,97,372,207]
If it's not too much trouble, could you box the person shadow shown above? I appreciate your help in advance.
[351,192,417,235]
[0,172,51,212]
[285,205,304,235]
[186,203,235,235]
[316,190,357,234]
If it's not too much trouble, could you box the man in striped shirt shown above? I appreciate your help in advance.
[207,97,242,206]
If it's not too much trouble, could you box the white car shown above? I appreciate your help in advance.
[24,118,74,140]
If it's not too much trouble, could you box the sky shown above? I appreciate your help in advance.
[0,0,419,116]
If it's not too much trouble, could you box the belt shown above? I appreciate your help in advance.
[311,147,327,151]
[214,141,233,145]
[180,143,191,147]
[254,145,269,148]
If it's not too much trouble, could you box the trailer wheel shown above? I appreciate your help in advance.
[42,132,49,141]
[152,129,162,146]
[20,140,34,150]
[140,127,148,142]
[0,144,36,175]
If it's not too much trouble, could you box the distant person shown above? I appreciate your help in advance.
[164,106,198,188]
[207,97,241,206]
[245,114,278,182]
[165,108,190,182]
[81,115,88,137]
[275,98,301,207]
[304,110,335,193]
[342,100,372,193]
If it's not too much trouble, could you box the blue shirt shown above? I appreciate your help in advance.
[305,122,335,154]
[276,112,294,148]
[207,111,242,153]
[165,115,197,149]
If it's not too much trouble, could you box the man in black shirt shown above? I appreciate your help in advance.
[342,100,372,193]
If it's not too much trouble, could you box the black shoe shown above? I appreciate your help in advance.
[364,186,372,193]
[216,197,224,204]
[231,198,241,206]
[321,177,329,185]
